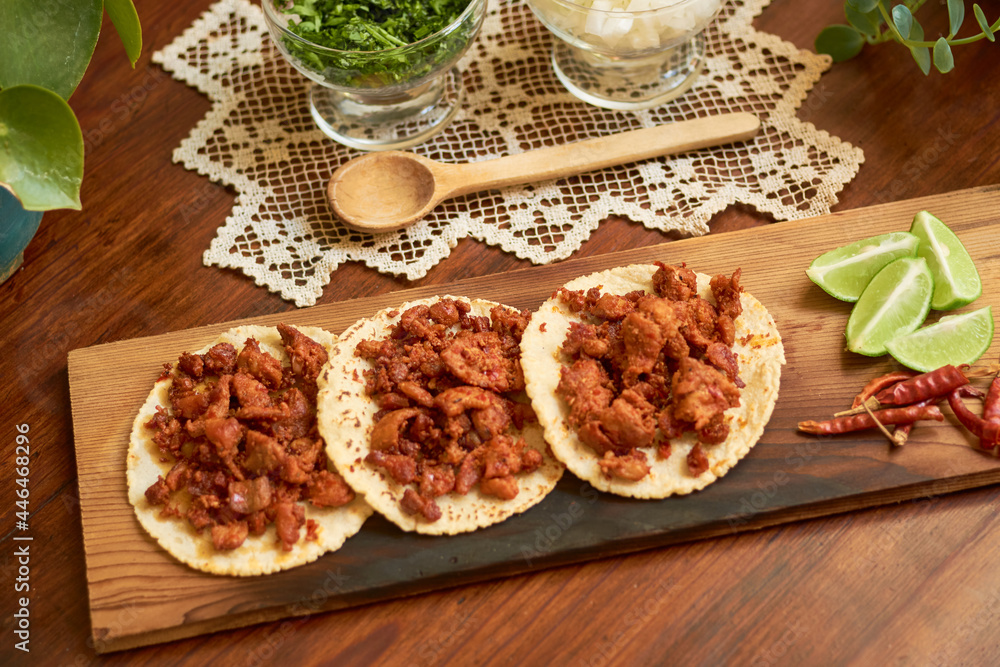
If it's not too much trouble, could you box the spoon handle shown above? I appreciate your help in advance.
[442,112,761,198]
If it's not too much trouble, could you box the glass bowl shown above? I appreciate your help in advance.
[527,0,722,110]
[262,0,487,151]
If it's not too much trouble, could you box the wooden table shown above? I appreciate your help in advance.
[4,0,1000,664]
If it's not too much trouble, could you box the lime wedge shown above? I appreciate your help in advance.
[806,231,919,302]
[886,306,994,372]
[845,256,934,356]
[909,210,982,310]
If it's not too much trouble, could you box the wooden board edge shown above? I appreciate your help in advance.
[67,349,113,647]
[91,467,1000,654]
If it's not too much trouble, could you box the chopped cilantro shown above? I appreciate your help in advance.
[275,0,475,88]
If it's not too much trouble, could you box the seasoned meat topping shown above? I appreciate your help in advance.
[356,299,542,523]
[278,322,329,392]
[143,325,353,552]
[555,264,745,480]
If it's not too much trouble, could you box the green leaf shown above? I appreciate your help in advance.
[974,4,995,42]
[0,85,83,211]
[0,0,103,100]
[893,4,914,38]
[947,0,965,36]
[908,20,931,74]
[105,0,143,67]
[847,0,879,12]
[909,45,932,75]
[933,37,955,72]
[845,3,882,37]
[815,25,867,62]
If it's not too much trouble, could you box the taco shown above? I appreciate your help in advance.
[127,324,372,576]
[316,296,564,535]
[521,263,785,498]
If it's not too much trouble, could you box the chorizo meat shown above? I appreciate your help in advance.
[555,264,745,480]
[143,325,354,552]
[356,300,542,522]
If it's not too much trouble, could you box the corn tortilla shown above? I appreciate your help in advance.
[521,265,785,499]
[316,296,565,535]
[127,325,373,576]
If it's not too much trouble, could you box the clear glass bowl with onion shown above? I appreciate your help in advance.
[527,0,722,110]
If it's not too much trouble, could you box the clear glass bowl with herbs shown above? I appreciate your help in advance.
[527,0,722,110]
[263,0,487,150]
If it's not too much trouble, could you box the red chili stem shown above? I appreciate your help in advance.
[860,398,897,444]
[960,384,986,400]
[799,404,944,435]
[873,365,970,406]
[947,388,1000,448]
[893,422,913,446]
[851,370,918,409]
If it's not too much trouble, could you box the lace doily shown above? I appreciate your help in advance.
[154,0,864,307]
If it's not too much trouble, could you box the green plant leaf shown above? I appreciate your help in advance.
[845,2,882,37]
[0,0,103,100]
[974,4,995,42]
[105,0,143,67]
[847,0,879,12]
[815,25,867,62]
[893,4,914,38]
[0,85,83,211]
[908,20,931,74]
[947,0,965,36]
[909,45,932,74]
[933,37,956,72]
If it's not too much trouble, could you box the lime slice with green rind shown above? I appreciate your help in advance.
[806,231,919,302]
[886,306,994,372]
[846,256,934,356]
[909,210,982,310]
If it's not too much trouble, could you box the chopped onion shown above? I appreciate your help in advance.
[538,0,721,53]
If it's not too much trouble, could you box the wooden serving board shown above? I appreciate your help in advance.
[69,185,1000,653]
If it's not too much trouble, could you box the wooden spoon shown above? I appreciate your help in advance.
[327,112,761,233]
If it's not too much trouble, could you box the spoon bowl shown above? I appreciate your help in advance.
[330,153,439,228]
[328,112,761,233]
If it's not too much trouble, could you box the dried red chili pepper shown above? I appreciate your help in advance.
[851,370,918,409]
[798,404,944,435]
[980,375,1000,451]
[948,388,1000,449]
[872,365,970,407]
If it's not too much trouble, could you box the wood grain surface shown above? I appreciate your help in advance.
[4,0,1000,665]
[69,185,1000,652]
